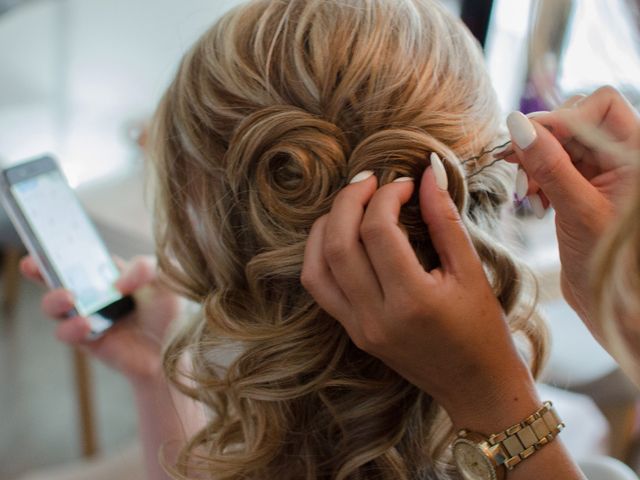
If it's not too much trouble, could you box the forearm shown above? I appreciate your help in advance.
[444,364,586,480]
[132,373,207,480]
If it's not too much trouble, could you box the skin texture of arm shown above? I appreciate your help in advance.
[302,168,586,480]
[132,369,208,480]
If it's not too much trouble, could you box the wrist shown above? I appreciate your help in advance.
[441,361,541,434]
[126,356,166,391]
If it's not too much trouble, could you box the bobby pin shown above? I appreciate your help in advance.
[465,157,507,180]
[461,123,555,166]
[460,140,512,165]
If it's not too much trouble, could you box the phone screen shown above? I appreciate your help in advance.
[10,169,123,317]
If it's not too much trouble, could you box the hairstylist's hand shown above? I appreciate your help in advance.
[302,166,541,431]
[21,255,182,384]
[506,86,640,337]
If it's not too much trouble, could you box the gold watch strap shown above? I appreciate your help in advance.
[487,401,565,470]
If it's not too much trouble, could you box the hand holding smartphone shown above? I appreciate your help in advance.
[0,155,135,338]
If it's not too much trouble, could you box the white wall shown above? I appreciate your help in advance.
[0,0,244,183]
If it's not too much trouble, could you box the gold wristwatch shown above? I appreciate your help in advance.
[452,401,564,480]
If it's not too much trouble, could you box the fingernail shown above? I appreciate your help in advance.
[527,111,549,118]
[115,272,132,291]
[349,170,375,184]
[430,152,448,191]
[393,176,414,183]
[507,111,538,150]
[528,194,546,219]
[515,169,529,200]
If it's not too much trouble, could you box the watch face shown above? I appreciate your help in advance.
[453,440,497,480]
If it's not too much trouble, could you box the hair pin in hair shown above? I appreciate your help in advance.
[465,157,509,180]
[460,140,512,165]
[463,123,556,178]
[459,140,513,180]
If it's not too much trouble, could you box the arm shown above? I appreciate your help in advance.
[302,166,585,479]
[132,371,207,480]
[133,375,184,480]
[22,256,206,480]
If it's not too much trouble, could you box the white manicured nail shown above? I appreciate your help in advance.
[515,169,529,200]
[528,194,546,219]
[350,170,375,184]
[507,111,538,150]
[527,111,549,118]
[430,152,448,190]
[393,176,414,183]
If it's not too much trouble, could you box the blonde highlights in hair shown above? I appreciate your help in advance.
[151,0,547,478]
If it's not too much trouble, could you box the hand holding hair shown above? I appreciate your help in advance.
[505,86,640,336]
[20,255,180,383]
[303,160,587,480]
[302,160,541,433]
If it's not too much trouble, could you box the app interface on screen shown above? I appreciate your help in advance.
[11,170,121,316]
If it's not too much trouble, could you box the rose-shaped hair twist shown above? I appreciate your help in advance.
[226,106,350,249]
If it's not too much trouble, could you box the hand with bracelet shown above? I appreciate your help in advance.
[302,161,585,480]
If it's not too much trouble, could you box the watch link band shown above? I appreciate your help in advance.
[456,401,565,474]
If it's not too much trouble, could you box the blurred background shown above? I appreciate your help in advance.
[0,0,639,479]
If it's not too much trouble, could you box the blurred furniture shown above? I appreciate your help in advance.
[73,349,98,458]
[0,210,23,322]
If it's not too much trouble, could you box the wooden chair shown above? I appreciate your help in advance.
[0,213,23,324]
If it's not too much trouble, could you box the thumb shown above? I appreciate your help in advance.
[115,256,157,294]
[507,112,600,216]
[419,156,482,275]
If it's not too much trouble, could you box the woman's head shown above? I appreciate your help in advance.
[151,0,546,478]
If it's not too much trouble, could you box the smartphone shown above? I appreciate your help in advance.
[0,155,135,337]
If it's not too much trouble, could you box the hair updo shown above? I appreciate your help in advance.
[151,0,548,478]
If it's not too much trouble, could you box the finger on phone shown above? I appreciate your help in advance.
[55,317,91,344]
[41,289,75,319]
[113,255,127,272]
[20,256,45,284]
[115,256,157,294]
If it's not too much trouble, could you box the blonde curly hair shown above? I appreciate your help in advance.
[150,0,548,478]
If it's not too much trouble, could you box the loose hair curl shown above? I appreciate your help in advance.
[150,0,548,478]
